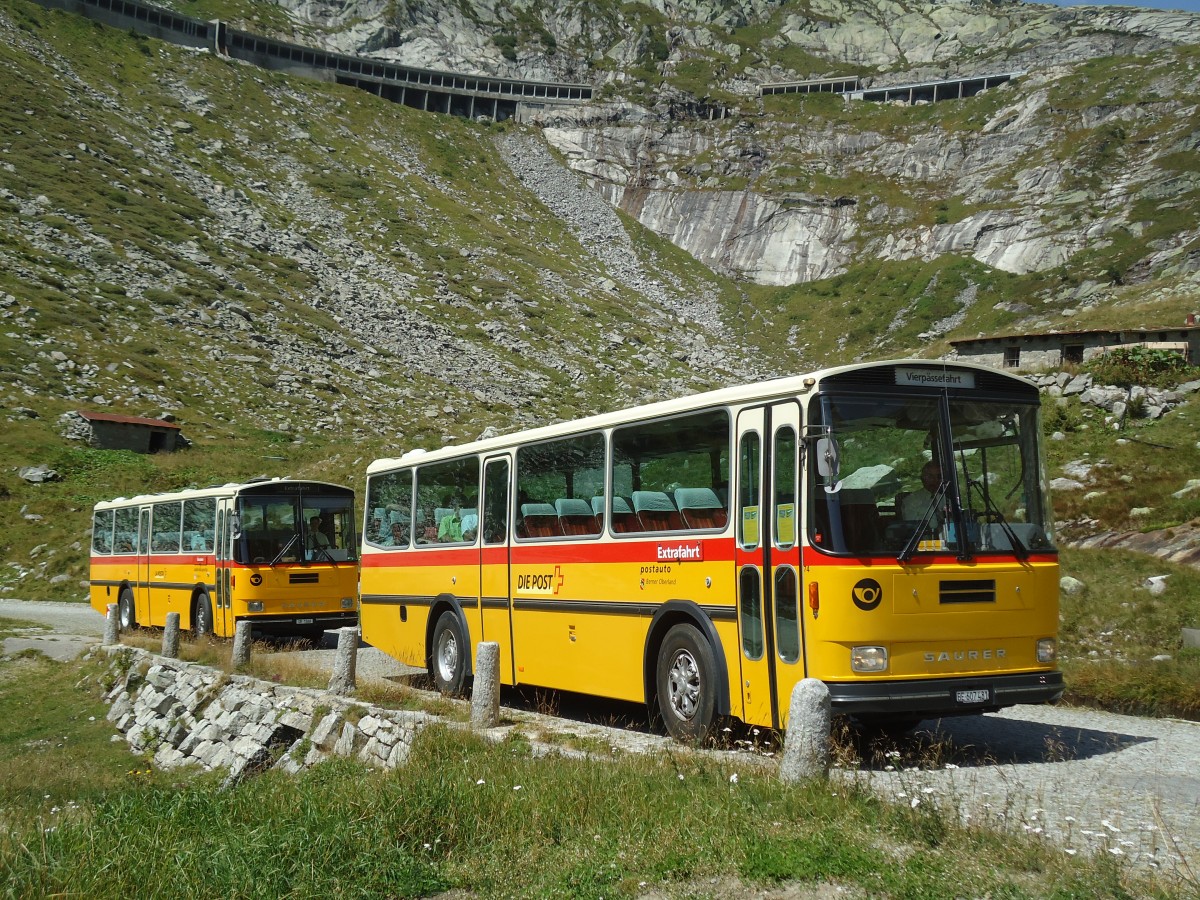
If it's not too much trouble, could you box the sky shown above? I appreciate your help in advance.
[1040,0,1200,9]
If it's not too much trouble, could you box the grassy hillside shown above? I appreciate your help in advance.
[2,0,1200,606]
[0,0,753,597]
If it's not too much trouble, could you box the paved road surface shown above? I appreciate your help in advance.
[0,598,105,661]
[2,597,1197,881]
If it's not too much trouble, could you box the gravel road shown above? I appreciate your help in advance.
[3,597,1197,882]
[857,706,1200,881]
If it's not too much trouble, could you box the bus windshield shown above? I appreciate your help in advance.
[234,493,358,564]
[808,392,1055,558]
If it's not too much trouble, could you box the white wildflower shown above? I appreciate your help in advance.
[1064,848,1077,856]
[513,785,522,791]
[1101,820,1120,833]
[910,797,920,808]
[1108,847,1125,856]
[729,773,739,784]
[475,779,485,785]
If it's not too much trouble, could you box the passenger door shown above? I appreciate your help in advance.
[137,506,152,625]
[735,408,772,728]
[767,403,807,729]
[214,499,234,637]
[734,402,807,731]
[479,457,514,684]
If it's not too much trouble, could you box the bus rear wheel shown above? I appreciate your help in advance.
[117,588,137,631]
[193,591,214,638]
[656,623,717,743]
[431,611,468,696]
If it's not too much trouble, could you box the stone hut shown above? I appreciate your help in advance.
[950,323,1200,372]
[65,410,186,453]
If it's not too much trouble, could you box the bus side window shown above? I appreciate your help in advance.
[482,459,509,545]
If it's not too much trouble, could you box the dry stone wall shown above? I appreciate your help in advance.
[100,646,436,783]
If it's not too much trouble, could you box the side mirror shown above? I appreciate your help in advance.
[815,437,840,479]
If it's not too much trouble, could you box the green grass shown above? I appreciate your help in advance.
[1059,547,1200,719]
[0,652,1182,898]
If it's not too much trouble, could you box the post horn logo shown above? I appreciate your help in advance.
[852,578,883,611]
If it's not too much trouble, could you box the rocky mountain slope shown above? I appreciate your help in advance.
[2,0,1199,597]
[208,0,1200,340]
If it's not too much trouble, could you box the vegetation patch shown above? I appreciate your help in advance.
[1082,346,1200,389]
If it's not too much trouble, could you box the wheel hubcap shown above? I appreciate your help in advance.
[667,649,700,721]
[437,631,458,682]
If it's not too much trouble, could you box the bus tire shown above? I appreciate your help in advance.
[117,588,137,631]
[431,610,468,696]
[656,623,717,743]
[193,590,214,638]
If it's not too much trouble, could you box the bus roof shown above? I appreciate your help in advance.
[93,477,354,512]
[366,359,1034,475]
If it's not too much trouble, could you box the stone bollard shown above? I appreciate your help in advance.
[471,641,500,729]
[327,627,359,696]
[161,612,181,658]
[779,678,831,783]
[231,620,253,669]
[103,603,119,646]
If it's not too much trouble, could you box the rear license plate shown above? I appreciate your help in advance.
[956,689,990,704]
[296,618,314,625]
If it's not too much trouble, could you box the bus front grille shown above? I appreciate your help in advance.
[289,572,320,584]
[939,579,995,604]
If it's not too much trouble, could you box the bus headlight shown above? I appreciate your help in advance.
[1037,638,1056,663]
[851,645,888,673]
[248,601,264,612]
[341,597,354,609]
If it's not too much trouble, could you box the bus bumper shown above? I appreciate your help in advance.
[245,612,359,635]
[826,671,1064,719]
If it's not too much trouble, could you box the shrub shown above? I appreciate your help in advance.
[494,33,517,61]
[1043,400,1083,433]
[1083,345,1200,389]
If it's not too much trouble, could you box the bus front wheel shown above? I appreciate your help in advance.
[193,591,214,638]
[656,623,717,743]
[431,611,468,696]
[117,588,137,631]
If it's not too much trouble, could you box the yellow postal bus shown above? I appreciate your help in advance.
[90,478,358,639]
[360,360,1062,740]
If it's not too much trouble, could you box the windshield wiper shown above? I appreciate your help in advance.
[897,481,950,564]
[966,480,1029,560]
[269,533,299,567]
[312,543,337,564]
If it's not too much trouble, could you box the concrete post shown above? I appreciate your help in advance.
[231,620,253,669]
[471,641,500,729]
[780,678,831,783]
[327,627,359,696]
[162,612,180,658]
[103,603,119,646]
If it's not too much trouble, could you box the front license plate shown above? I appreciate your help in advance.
[956,689,990,704]
[296,618,314,625]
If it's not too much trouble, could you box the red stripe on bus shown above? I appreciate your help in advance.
[361,538,739,567]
